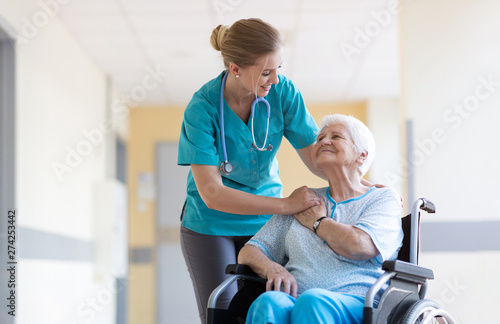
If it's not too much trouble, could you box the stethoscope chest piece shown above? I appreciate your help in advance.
[219,161,233,176]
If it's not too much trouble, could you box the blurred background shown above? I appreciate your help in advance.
[0,0,499,323]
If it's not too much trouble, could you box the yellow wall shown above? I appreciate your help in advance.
[127,107,184,324]
[127,102,366,323]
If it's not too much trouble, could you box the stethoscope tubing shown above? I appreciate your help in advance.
[220,71,230,163]
[250,97,271,151]
[219,71,272,174]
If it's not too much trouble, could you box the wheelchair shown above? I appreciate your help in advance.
[207,198,457,324]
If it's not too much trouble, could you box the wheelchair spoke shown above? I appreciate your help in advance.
[400,299,444,324]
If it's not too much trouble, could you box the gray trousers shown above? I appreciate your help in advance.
[180,225,252,324]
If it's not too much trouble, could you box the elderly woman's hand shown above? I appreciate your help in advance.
[239,245,298,298]
[265,263,298,298]
[294,197,327,231]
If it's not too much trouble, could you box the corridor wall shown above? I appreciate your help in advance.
[1,2,127,324]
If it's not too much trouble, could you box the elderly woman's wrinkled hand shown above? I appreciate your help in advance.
[294,197,327,231]
[265,263,298,298]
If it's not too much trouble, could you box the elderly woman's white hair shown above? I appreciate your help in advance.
[318,114,376,177]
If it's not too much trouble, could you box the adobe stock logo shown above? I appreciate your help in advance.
[340,0,401,63]
[442,74,500,129]
[18,0,73,45]
[213,0,244,21]
[51,65,168,182]
[433,277,467,310]
[66,273,133,324]
[384,74,500,187]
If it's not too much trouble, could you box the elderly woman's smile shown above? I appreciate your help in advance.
[313,124,356,167]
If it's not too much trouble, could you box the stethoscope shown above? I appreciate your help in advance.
[219,71,273,176]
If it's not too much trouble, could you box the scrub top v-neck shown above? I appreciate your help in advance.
[178,71,318,236]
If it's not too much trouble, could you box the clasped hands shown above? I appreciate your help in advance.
[294,190,327,233]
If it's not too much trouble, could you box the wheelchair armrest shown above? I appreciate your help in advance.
[382,260,434,281]
[208,264,265,311]
[225,264,260,277]
[365,260,434,312]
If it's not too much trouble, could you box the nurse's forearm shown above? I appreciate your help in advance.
[201,183,295,215]
[191,164,320,215]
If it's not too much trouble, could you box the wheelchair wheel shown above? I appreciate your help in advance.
[400,299,444,324]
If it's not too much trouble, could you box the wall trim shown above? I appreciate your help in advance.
[421,221,500,253]
[19,227,94,262]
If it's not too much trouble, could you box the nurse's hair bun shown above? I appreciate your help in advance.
[210,25,228,52]
[209,18,282,69]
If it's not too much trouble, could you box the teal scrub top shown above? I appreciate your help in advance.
[178,71,319,236]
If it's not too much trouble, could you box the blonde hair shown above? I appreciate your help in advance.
[210,18,282,69]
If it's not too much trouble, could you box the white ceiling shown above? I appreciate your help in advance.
[58,0,399,106]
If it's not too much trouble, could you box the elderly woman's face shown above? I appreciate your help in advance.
[312,124,358,171]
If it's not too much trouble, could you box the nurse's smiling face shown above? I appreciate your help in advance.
[239,48,283,97]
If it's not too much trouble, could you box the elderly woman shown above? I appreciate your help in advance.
[238,114,403,324]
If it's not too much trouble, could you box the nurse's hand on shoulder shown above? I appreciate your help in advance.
[361,178,386,188]
[284,186,321,215]
[361,179,403,207]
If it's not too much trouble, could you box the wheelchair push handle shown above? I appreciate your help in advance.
[419,198,436,214]
[409,198,435,265]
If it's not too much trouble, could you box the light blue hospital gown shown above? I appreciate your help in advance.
[246,186,403,300]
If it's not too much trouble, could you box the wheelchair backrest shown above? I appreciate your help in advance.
[397,214,419,264]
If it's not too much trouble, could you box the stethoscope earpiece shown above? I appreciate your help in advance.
[219,71,272,175]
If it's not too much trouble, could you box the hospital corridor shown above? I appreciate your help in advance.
[1,1,500,323]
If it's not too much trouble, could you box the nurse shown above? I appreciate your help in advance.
[177,18,323,323]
